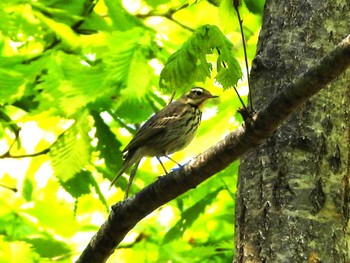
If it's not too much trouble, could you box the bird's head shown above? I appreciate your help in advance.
[181,87,218,109]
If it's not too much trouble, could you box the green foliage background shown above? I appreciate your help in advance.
[0,0,263,262]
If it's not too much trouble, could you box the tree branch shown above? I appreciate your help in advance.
[0,148,50,159]
[135,5,195,32]
[76,35,350,263]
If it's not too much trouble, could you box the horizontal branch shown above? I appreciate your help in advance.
[0,148,50,159]
[76,35,350,263]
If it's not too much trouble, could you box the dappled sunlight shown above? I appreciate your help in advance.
[0,0,262,261]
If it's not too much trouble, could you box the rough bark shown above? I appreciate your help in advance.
[235,1,350,262]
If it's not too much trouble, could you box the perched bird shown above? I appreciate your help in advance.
[109,87,218,197]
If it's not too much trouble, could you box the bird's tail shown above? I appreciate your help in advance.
[108,160,130,190]
[108,151,141,190]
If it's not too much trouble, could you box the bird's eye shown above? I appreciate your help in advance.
[194,90,203,96]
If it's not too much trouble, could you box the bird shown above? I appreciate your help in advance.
[109,87,218,197]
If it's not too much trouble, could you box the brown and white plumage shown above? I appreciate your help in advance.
[109,87,218,190]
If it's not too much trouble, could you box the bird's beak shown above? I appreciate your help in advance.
[206,94,218,99]
[198,92,218,109]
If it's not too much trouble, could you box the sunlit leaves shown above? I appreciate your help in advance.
[49,111,91,182]
[104,0,144,31]
[144,0,170,8]
[163,187,224,243]
[0,56,44,105]
[59,170,93,198]
[0,237,40,263]
[35,52,109,116]
[216,49,242,88]
[219,0,237,33]
[31,1,84,24]
[0,210,71,259]
[160,25,212,92]
[22,176,34,201]
[102,28,153,94]
[34,11,81,51]
[0,0,263,261]
[160,24,242,93]
[245,0,266,14]
[219,0,263,38]
[0,68,23,104]
[25,199,79,237]
[23,236,70,258]
[0,2,41,43]
[103,28,157,122]
[31,28,156,118]
[91,111,123,174]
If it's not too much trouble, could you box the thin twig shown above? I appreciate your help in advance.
[234,1,253,112]
[0,183,17,193]
[0,148,50,159]
[136,5,194,32]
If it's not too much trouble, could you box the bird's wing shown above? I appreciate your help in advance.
[122,101,185,153]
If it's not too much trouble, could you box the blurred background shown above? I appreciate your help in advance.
[0,0,264,262]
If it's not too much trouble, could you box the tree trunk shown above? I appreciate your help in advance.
[235,1,350,262]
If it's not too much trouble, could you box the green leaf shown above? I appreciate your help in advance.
[31,2,83,25]
[59,170,92,198]
[49,111,91,182]
[0,107,20,136]
[0,7,17,39]
[0,237,40,263]
[102,29,154,92]
[0,3,43,41]
[0,68,23,104]
[23,236,71,258]
[58,169,109,212]
[125,50,154,100]
[22,176,34,201]
[144,0,170,8]
[33,10,81,51]
[160,26,212,93]
[216,50,242,88]
[58,65,108,116]
[0,211,38,240]
[163,187,224,243]
[91,111,123,174]
[113,96,155,124]
[88,172,109,212]
[159,24,242,92]
[208,26,243,89]
[102,29,157,122]
[25,200,78,237]
[35,52,111,116]
[219,0,238,33]
[104,0,143,31]
[245,0,265,14]
[0,56,45,106]
[159,243,219,262]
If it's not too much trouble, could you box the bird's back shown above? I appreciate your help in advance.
[123,100,202,158]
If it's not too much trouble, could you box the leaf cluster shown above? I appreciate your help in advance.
[0,0,263,262]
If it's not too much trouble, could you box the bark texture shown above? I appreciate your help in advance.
[235,1,350,262]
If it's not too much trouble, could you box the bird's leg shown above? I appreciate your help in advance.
[164,155,182,167]
[156,156,169,175]
[124,160,140,199]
